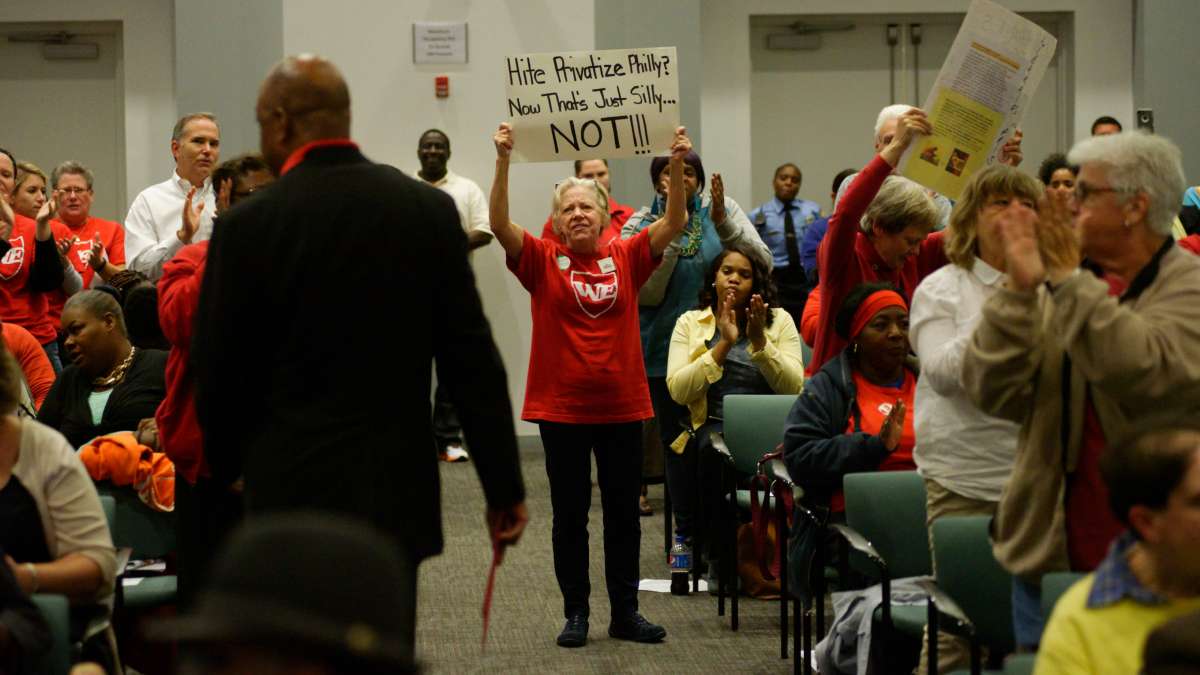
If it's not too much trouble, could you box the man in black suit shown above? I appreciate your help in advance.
[193,55,528,643]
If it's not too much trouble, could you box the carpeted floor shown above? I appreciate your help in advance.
[415,439,798,674]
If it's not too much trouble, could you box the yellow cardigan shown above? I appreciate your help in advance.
[665,306,805,448]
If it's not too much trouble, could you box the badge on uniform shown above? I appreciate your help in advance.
[597,257,615,273]
[557,255,570,271]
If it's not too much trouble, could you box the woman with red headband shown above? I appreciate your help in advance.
[782,281,916,516]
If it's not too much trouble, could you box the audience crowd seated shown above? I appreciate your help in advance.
[784,282,916,519]
[37,290,167,450]
[490,121,689,648]
[6,43,1200,675]
[623,142,771,573]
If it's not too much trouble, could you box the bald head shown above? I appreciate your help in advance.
[256,55,352,173]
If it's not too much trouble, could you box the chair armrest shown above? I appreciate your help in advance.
[708,429,735,466]
[914,577,975,638]
[829,523,885,569]
[763,458,805,501]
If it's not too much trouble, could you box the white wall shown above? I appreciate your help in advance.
[1135,0,1200,183]
[0,0,175,213]
[282,0,595,436]
[701,0,1135,207]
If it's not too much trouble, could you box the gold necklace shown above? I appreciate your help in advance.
[92,346,136,389]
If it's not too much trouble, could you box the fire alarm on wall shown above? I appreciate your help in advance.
[435,75,449,98]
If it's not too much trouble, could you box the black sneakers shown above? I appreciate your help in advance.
[556,613,589,648]
[608,613,667,643]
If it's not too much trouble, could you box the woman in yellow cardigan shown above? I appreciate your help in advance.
[664,243,805,576]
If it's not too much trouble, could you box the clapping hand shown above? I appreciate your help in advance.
[88,235,107,271]
[710,172,726,225]
[1035,193,1082,285]
[57,235,77,262]
[216,177,234,213]
[493,123,514,159]
[997,196,1045,291]
[178,186,203,244]
[879,399,906,451]
[717,289,740,345]
[746,294,768,351]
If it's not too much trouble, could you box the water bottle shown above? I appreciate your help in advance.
[669,535,691,595]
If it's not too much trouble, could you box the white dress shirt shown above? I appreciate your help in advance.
[124,172,216,280]
[910,257,1020,502]
[419,170,492,236]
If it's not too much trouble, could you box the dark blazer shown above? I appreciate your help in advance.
[193,144,524,561]
[38,348,167,449]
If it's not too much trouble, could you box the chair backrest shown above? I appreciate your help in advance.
[843,471,930,579]
[32,594,71,675]
[97,484,177,558]
[932,515,1013,650]
[1041,571,1086,621]
[722,394,798,475]
[99,494,116,532]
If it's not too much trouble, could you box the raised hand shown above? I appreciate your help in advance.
[56,235,77,263]
[178,186,203,244]
[881,108,932,167]
[710,172,726,224]
[998,196,1045,291]
[879,399,906,451]
[35,194,57,226]
[88,235,107,271]
[1000,128,1024,167]
[670,125,691,160]
[746,293,768,350]
[493,123,514,159]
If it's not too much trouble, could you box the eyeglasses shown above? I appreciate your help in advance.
[1072,182,1129,204]
[56,187,90,196]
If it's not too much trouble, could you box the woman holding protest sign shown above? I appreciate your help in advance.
[621,146,771,572]
[489,121,690,648]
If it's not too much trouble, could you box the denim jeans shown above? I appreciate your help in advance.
[42,340,63,375]
[1012,576,1045,649]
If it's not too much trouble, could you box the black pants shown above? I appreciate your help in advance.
[648,377,694,539]
[176,476,245,610]
[773,266,810,328]
[539,421,643,620]
[432,384,462,450]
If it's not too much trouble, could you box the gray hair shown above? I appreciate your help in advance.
[551,177,611,229]
[874,104,913,144]
[64,290,127,337]
[172,112,219,142]
[51,160,94,190]
[860,175,939,235]
[1067,131,1185,237]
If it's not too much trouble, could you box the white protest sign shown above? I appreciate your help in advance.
[504,47,679,163]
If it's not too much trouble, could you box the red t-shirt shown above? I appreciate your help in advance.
[48,216,127,324]
[507,228,658,424]
[0,215,69,344]
[1065,273,1128,571]
[831,369,918,512]
[539,199,634,247]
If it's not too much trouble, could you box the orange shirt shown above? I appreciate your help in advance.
[2,321,56,410]
[48,216,127,325]
[830,369,917,512]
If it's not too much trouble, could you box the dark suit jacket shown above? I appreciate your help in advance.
[193,144,524,561]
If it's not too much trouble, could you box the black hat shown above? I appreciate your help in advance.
[150,512,416,672]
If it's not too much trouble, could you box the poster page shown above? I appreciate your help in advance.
[899,0,1056,199]
[505,47,680,163]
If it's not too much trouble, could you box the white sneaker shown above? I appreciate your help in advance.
[440,444,469,463]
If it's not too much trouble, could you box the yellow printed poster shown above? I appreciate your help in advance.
[902,90,1004,200]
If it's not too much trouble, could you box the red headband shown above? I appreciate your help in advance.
[849,290,908,339]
